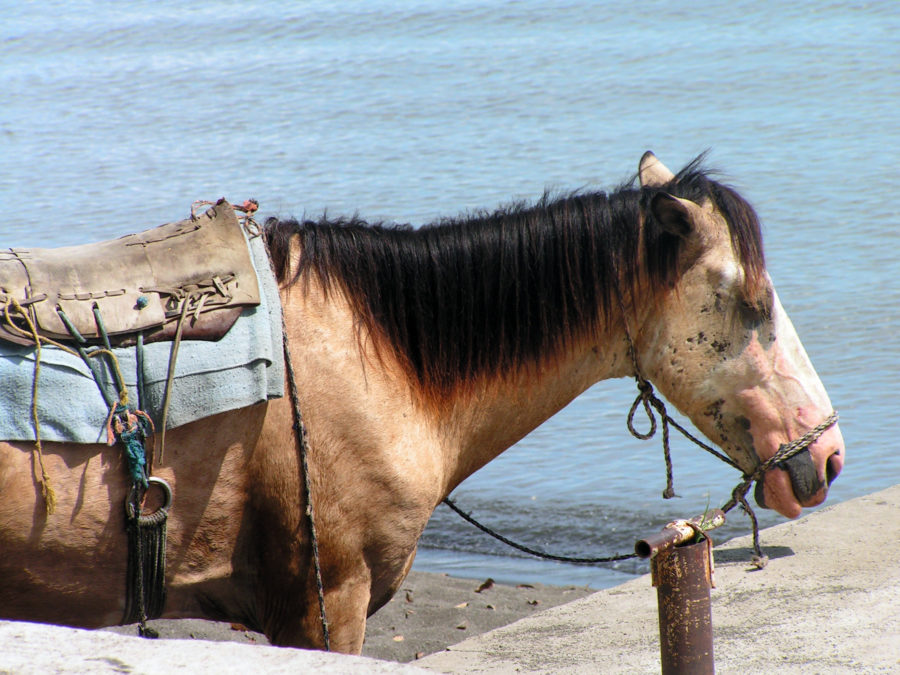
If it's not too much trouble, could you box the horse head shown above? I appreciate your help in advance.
[633,152,844,518]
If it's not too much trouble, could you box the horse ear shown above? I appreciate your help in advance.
[639,151,676,188]
[650,192,696,238]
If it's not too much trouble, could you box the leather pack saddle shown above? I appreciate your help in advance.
[0,199,261,347]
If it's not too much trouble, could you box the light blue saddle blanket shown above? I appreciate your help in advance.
[0,233,284,444]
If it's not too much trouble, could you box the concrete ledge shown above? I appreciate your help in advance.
[419,485,900,674]
[0,620,428,674]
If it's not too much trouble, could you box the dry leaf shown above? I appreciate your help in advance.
[415,652,425,660]
[456,622,467,630]
[405,590,414,603]
[485,604,495,610]
[393,635,405,642]
[454,601,469,609]
[475,578,495,593]
[517,583,535,589]
[528,599,540,606]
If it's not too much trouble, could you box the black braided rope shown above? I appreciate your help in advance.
[445,325,838,567]
[123,484,168,638]
[446,399,837,567]
[442,497,636,564]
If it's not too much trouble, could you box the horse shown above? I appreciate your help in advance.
[0,152,844,654]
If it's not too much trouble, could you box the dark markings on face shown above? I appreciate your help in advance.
[703,399,725,424]
[710,339,729,354]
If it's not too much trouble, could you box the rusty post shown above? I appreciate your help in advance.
[636,511,723,675]
[652,538,715,674]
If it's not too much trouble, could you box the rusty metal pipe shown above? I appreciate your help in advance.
[652,538,715,674]
[636,511,724,675]
[634,509,725,559]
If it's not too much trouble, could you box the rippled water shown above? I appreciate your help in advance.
[2,1,897,587]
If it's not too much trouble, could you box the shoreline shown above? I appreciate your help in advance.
[103,571,592,663]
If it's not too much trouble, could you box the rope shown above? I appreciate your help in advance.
[3,298,160,517]
[719,410,839,563]
[281,319,330,651]
[442,498,636,564]
[5,298,57,514]
[253,214,329,650]
[446,288,838,568]
[619,310,837,563]
[124,481,170,637]
[5,296,170,624]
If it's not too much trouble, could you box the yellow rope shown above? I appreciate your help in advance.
[83,346,130,407]
[6,298,57,514]
[3,299,80,357]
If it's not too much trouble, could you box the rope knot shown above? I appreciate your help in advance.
[627,390,657,440]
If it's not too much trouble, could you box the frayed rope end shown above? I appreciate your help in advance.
[41,474,57,515]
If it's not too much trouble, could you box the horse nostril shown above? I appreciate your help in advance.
[826,451,842,487]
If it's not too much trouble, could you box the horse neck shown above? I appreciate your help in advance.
[439,320,634,494]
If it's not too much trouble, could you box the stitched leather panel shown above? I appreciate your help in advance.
[0,200,260,345]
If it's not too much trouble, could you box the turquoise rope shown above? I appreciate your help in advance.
[110,404,153,488]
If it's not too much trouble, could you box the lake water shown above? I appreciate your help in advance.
[2,1,897,589]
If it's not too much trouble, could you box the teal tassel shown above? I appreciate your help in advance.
[109,403,154,488]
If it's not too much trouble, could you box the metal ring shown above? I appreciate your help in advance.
[126,476,174,520]
[147,476,173,512]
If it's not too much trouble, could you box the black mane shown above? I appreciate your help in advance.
[264,158,765,403]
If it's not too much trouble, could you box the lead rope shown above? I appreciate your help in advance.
[442,497,636,563]
[446,292,837,569]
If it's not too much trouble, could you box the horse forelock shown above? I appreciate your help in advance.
[262,158,766,408]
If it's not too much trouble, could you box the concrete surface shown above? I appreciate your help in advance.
[0,620,429,674]
[2,484,898,673]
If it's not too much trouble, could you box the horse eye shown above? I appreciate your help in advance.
[738,297,771,328]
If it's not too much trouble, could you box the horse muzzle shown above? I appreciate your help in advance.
[754,444,844,512]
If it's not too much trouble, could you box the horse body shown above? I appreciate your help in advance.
[0,153,844,653]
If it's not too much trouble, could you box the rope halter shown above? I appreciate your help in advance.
[619,301,839,564]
